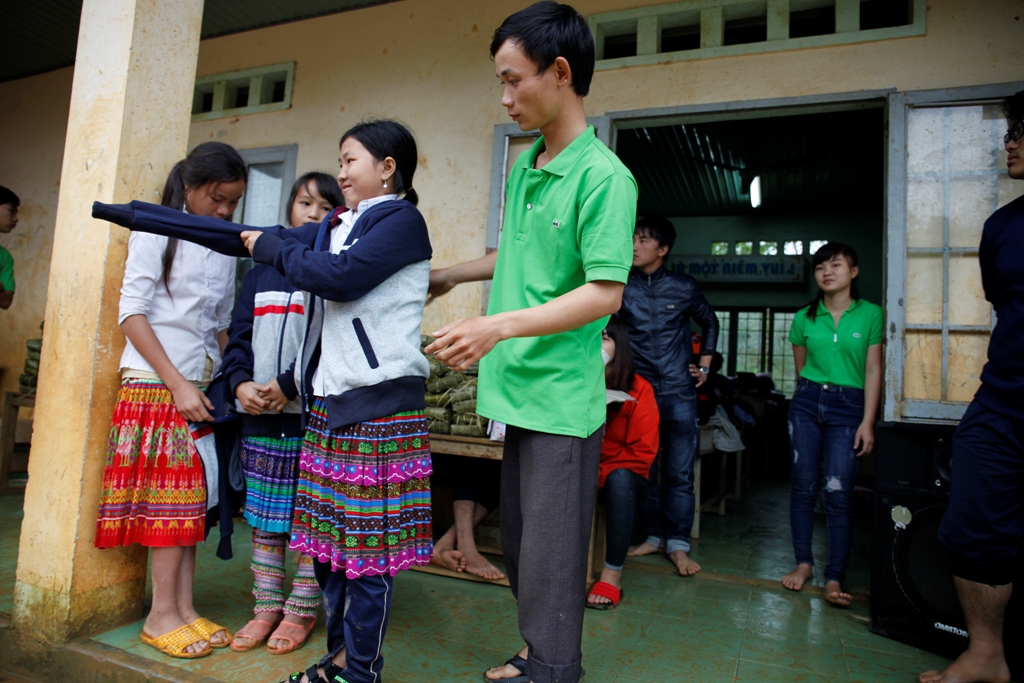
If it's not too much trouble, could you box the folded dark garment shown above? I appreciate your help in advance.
[92,200,283,258]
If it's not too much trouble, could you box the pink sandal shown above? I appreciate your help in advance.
[267,617,316,655]
[230,616,281,652]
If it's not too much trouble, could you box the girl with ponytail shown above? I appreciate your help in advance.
[94,141,246,659]
[782,242,883,608]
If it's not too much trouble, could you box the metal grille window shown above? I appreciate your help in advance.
[771,311,798,397]
[720,308,799,396]
[734,311,765,374]
[886,83,1024,422]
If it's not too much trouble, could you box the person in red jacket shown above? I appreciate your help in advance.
[587,315,660,609]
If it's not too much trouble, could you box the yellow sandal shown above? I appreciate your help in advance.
[189,617,232,648]
[140,624,212,659]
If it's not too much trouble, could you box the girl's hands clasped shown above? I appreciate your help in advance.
[258,379,289,413]
[236,381,268,416]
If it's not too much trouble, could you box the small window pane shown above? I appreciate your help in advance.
[771,312,798,397]
[735,241,753,255]
[809,240,828,254]
[759,241,778,256]
[718,313,731,375]
[783,241,804,256]
[711,241,730,255]
[735,312,764,374]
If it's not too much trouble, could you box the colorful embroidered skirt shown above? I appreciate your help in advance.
[241,434,304,534]
[289,398,433,578]
[95,379,206,548]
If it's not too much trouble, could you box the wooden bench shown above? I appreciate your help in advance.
[0,392,35,495]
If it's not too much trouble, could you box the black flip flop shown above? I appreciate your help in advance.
[483,654,530,683]
[282,661,345,683]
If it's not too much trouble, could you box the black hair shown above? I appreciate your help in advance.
[0,186,20,208]
[1004,89,1024,126]
[604,315,636,416]
[340,119,420,206]
[159,142,247,286]
[286,171,344,226]
[490,1,595,97]
[806,242,861,321]
[635,215,676,254]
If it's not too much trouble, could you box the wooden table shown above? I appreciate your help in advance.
[692,424,744,539]
[416,433,605,588]
[0,392,35,495]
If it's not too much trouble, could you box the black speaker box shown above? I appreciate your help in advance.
[871,422,1022,680]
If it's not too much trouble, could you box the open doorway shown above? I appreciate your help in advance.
[613,103,885,592]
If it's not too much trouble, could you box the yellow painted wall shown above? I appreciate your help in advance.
[0,68,74,395]
[1,0,1023,381]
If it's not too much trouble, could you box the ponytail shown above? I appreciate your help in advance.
[156,143,247,287]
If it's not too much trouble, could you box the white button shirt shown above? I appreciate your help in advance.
[118,230,236,381]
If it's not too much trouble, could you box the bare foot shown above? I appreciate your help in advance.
[268,613,314,651]
[143,613,209,655]
[919,648,1010,683]
[485,646,528,682]
[431,547,465,572]
[232,610,282,650]
[463,551,505,581]
[587,567,622,607]
[669,549,701,576]
[627,541,664,557]
[781,563,813,592]
[824,580,853,607]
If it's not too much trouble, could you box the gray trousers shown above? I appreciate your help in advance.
[500,424,603,683]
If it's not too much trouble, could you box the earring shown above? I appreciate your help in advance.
[383,180,388,188]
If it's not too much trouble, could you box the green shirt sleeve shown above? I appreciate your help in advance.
[869,304,884,345]
[789,307,807,346]
[0,247,14,292]
[578,173,637,284]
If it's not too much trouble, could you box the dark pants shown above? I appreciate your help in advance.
[501,424,602,683]
[787,379,864,584]
[312,559,394,683]
[642,392,699,554]
[601,467,647,571]
[451,456,501,512]
[939,399,1024,586]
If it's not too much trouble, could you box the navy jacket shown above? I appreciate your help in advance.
[618,265,720,397]
[93,200,433,429]
[975,194,1024,421]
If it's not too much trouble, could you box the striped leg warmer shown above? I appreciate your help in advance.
[251,530,287,614]
[283,553,321,619]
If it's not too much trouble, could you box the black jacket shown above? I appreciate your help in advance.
[619,265,720,397]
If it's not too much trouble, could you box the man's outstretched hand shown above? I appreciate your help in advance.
[426,316,505,372]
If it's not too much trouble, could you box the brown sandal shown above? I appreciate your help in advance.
[230,615,281,652]
[267,617,316,655]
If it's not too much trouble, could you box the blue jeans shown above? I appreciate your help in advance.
[601,468,648,570]
[788,379,864,584]
[642,393,699,554]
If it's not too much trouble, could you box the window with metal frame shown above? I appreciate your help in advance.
[231,144,298,298]
[885,83,1024,422]
[719,307,800,396]
[589,0,925,72]
[192,63,294,122]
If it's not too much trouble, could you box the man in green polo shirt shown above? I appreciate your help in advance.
[426,3,636,682]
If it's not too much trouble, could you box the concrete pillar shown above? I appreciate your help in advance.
[12,0,204,646]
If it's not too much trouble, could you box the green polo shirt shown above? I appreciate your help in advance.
[477,126,637,438]
[0,246,14,292]
[789,298,883,389]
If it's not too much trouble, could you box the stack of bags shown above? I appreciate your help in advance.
[421,334,489,437]
[20,329,42,395]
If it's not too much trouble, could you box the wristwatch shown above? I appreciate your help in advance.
[699,366,710,375]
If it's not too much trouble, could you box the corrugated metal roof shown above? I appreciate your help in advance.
[616,107,884,217]
[1,0,397,83]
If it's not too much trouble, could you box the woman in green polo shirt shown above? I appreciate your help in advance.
[781,242,882,606]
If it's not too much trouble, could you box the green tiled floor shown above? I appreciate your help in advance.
[0,480,946,682]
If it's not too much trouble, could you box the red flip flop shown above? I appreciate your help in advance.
[586,581,623,610]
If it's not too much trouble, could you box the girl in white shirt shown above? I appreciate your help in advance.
[95,141,245,659]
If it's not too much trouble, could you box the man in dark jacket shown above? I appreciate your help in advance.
[619,216,719,576]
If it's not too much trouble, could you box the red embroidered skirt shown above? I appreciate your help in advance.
[95,379,206,548]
